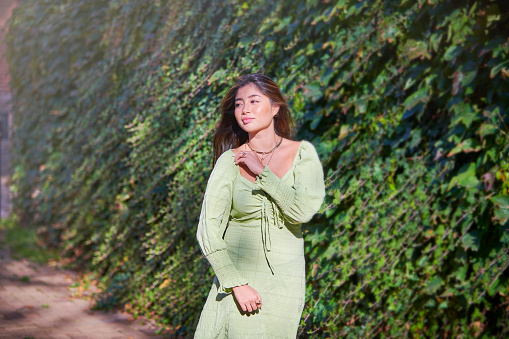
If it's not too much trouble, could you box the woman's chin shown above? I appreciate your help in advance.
[240,125,257,132]
[242,124,274,134]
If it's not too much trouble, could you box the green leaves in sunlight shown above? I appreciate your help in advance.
[491,195,509,224]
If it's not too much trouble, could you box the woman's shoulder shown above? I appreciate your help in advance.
[294,140,321,162]
[298,139,315,148]
[294,139,318,153]
[229,146,243,156]
[216,149,236,167]
[277,139,318,162]
[278,138,301,155]
[209,150,237,182]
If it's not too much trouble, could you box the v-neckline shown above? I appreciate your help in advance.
[230,141,304,185]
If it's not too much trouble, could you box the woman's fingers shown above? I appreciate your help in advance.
[245,299,260,312]
[232,284,263,313]
[234,151,264,176]
[235,150,250,164]
[234,153,242,164]
[240,299,261,312]
[255,290,262,302]
[253,291,262,309]
[246,303,254,313]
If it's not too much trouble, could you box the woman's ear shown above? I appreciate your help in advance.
[272,104,280,117]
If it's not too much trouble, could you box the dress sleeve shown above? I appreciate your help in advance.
[196,151,248,290]
[255,141,326,224]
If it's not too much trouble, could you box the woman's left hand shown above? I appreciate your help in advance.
[234,150,264,176]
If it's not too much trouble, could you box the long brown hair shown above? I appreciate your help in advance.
[213,73,294,165]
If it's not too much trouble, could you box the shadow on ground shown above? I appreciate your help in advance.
[0,235,167,339]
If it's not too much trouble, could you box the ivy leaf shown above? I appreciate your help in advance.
[494,207,509,221]
[450,103,479,128]
[238,35,253,47]
[490,195,509,207]
[264,41,275,57]
[424,277,443,294]
[447,138,481,157]
[444,45,462,62]
[310,114,322,130]
[403,87,429,113]
[303,81,322,101]
[452,71,462,95]
[274,17,291,32]
[429,32,442,52]
[401,39,430,60]
[479,123,498,138]
[458,60,478,87]
[448,163,480,190]
[490,60,509,78]
[462,231,480,251]
[491,195,509,224]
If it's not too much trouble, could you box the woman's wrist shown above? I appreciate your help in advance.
[232,283,248,290]
[255,162,265,176]
[255,165,270,179]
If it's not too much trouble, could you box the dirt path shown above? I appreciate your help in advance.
[0,240,164,339]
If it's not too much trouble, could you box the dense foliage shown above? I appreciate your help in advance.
[5,0,509,337]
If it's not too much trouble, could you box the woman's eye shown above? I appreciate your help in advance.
[235,103,242,107]
[251,100,258,104]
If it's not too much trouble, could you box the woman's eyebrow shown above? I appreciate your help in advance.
[235,94,260,101]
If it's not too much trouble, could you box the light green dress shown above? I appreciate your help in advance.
[195,140,326,338]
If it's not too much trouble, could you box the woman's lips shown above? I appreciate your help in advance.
[242,118,254,124]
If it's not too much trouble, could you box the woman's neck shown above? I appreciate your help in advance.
[247,129,280,152]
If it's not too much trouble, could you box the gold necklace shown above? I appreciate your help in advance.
[247,136,282,163]
[264,148,277,165]
[247,136,283,155]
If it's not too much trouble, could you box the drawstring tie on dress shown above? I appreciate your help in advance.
[260,194,284,275]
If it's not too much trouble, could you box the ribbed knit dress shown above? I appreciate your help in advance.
[195,140,326,338]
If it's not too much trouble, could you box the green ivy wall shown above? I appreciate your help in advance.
[5,0,509,337]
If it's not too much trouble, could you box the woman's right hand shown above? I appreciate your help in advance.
[232,284,262,312]
[234,150,265,177]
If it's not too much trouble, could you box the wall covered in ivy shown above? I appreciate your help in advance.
[5,0,509,337]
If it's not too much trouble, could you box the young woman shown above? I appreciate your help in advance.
[195,73,326,338]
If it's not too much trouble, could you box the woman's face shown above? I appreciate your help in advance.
[234,83,279,134]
